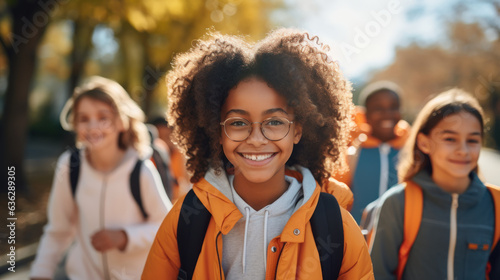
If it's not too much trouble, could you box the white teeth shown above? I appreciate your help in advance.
[242,153,274,161]
[380,120,395,128]
[85,134,103,144]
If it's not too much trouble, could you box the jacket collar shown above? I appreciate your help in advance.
[193,166,322,243]
[413,170,486,208]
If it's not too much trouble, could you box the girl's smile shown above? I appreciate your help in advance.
[240,153,276,162]
[239,152,278,168]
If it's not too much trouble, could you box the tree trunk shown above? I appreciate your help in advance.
[68,18,95,98]
[141,62,165,118]
[139,31,167,118]
[60,18,96,148]
[1,1,49,193]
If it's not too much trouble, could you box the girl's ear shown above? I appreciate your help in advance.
[417,133,430,154]
[293,124,303,144]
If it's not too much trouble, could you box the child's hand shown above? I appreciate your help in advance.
[91,229,128,252]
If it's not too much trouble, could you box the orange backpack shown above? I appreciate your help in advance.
[394,181,500,280]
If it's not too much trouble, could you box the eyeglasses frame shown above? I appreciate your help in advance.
[220,116,294,142]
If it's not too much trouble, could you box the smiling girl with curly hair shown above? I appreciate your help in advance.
[142,28,373,280]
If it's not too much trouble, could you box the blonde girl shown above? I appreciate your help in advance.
[370,89,500,279]
[30,76,172,280]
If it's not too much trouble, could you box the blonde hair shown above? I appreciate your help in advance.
[398,88,485,182]
[60,76,150,157]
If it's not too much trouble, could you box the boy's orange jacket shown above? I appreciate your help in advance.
[142,170,373,280]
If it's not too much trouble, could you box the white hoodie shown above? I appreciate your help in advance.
[30,148,172,280]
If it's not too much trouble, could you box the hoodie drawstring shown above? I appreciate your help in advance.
[263,210,269,268]
[242,207,250,274]
[242,208,271,274]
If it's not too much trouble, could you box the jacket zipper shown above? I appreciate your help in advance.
[100,176,111,280]
[447,193,459,280]
[378,143,391,196]
[274,242,287,280]
[216,231,223,279]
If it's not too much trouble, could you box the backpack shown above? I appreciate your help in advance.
[68,148,148,219]
[149,143,176,200]
[147,123,176,200]
[176,190,344,280]
[372,181,500,280]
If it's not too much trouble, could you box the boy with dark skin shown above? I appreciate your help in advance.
[337,81,410,223]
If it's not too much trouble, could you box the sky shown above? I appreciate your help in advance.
[282,0,494,80]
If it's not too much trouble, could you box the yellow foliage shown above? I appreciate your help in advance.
[0,18,11,45]
[98,8,111,21]
[127,8,156,31]
[163,0,189,18]
[43,0,284,117]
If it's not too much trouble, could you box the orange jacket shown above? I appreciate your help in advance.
[142,168,373,280]
[322,177,354,211]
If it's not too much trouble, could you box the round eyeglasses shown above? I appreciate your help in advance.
[220,117,294,142]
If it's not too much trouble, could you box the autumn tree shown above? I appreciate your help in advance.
[115,0,282,116]
[52,0,282,114]
[0,0,60,192]
[0,0,284,192]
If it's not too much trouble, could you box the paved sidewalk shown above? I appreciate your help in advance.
[478,148,500,186]
[1,243,37,278]
[1,265,30,279]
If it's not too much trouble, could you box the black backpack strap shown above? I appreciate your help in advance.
[177,189,212,280]
[130,159,148,220]
[151,147,175,200]
[310,192,344,279]
[69,148,80,197]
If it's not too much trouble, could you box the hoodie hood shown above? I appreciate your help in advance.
[204,165,317,208]
[192,165,321,237]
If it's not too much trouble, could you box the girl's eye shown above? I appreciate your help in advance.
[444,137,456,142]
[265,118,285,126]
[229,120,249,127]
[77,117,89,123]
[467,139,480,144]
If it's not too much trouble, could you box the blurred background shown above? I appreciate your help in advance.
[0,0,499,275]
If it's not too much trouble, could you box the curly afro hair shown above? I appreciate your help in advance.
[166,28,353,184]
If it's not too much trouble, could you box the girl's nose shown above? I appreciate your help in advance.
[86,119,104,130]
[456,140,469,155]
[246,123,268,146]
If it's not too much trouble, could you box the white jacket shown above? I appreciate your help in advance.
[30,148,172,280]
